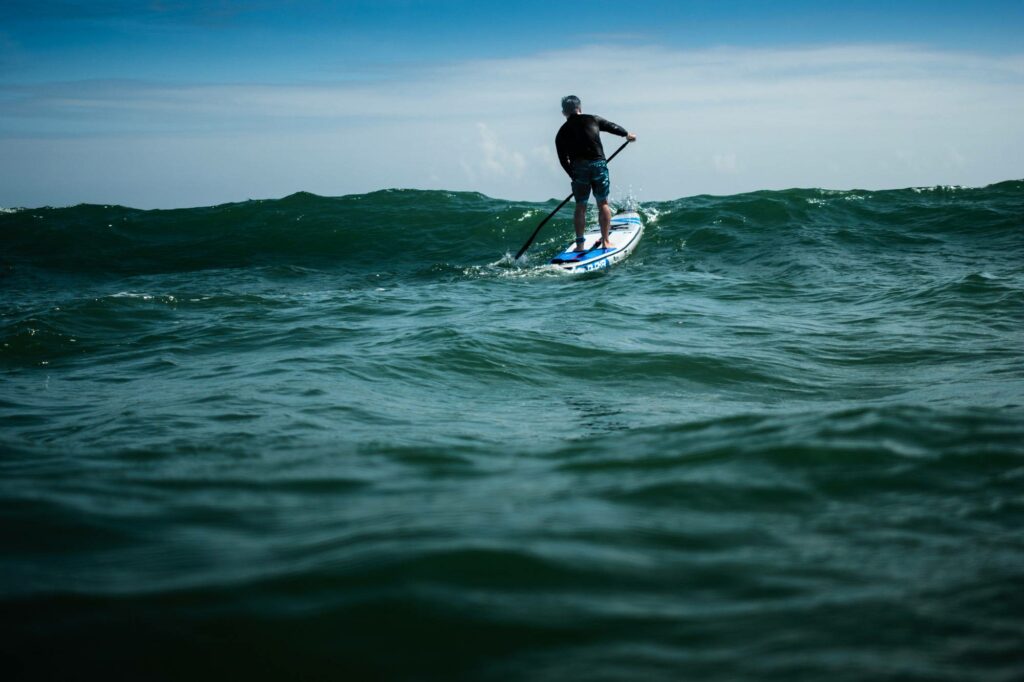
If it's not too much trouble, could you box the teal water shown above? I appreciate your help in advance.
[2,182,1023,680]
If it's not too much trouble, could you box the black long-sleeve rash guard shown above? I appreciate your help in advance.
[555,113,628,177]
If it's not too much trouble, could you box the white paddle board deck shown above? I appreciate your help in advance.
[549,211,644,272]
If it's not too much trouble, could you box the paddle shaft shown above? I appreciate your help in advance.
[513,139,631,260]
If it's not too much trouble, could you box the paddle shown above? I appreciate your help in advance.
[513,139,632,260]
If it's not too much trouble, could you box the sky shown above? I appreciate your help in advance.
[1,0,1023,208]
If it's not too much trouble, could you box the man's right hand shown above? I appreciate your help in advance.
[627,133,637,142]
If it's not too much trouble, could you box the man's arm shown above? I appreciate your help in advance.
[555,131,573,177]
[596,116,628,137]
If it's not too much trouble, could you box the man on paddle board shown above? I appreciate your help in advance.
[556,95,636,251]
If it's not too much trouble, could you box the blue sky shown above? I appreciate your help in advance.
[2,1,1023,207]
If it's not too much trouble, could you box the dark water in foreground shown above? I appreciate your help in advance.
[2,182,1023,680]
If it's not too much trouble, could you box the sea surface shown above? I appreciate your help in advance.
[2,182,1023,680]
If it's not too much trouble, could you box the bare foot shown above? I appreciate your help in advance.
[600,240,615,249]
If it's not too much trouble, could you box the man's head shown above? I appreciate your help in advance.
[561,95,581,116]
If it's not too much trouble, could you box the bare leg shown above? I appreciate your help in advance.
[598,200,613,248]
[573,202,587,250]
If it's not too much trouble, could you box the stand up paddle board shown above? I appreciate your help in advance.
[549,211,643,272]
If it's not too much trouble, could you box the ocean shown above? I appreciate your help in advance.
[2,181,1023,680]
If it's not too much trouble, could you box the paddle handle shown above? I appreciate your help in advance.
[605,139,631,164]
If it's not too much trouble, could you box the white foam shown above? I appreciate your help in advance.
[489,252,521,268]
[641,205,664,224]
[110,292,178,303]
[910,184,966,193]
[477,253,573,280]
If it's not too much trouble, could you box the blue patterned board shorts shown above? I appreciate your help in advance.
[571,159,610,204]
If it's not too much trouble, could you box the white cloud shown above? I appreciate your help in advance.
[713,153,739,174]
[2,43,1023,207]
[471,122,526,179]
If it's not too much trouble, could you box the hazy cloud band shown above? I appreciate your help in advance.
[2,43,1022,207]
